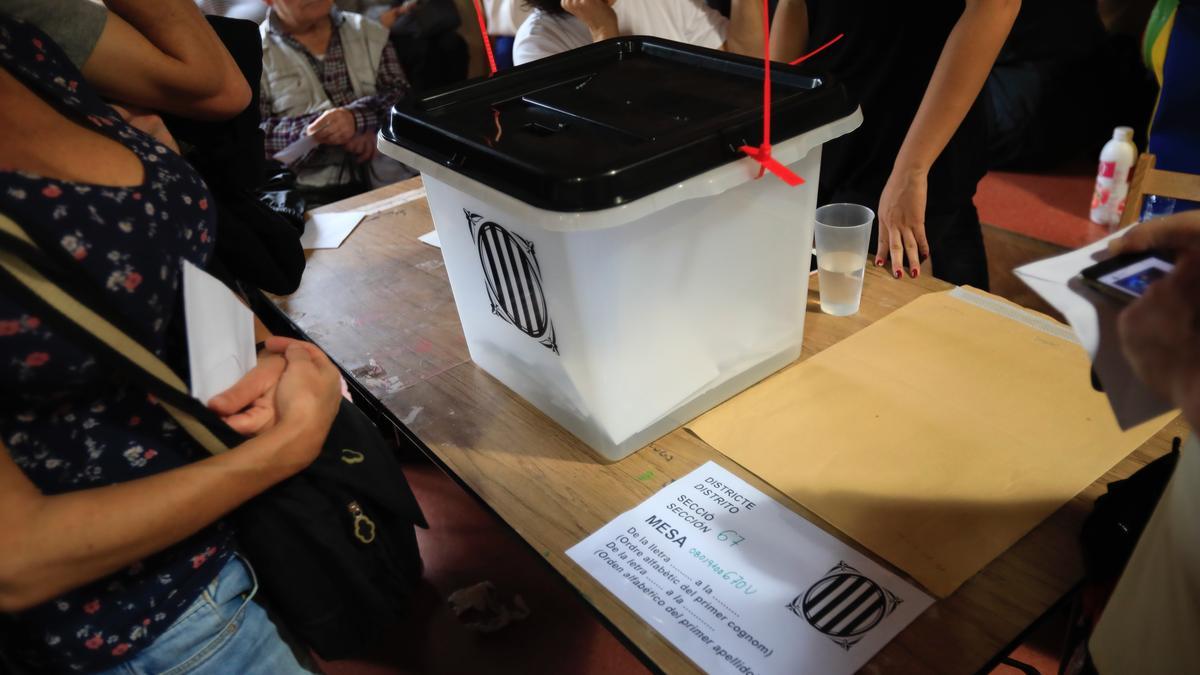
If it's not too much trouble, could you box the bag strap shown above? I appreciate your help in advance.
[0,212,237,456]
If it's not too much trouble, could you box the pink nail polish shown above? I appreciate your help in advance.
[894,270,901,279]
[909,267,918,278]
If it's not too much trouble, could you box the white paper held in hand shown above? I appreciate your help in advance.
[182,260,257,405]
[301,212,366,250]
[567,462,932,675]
[272,134,318,166]
[1014,227,1174,428]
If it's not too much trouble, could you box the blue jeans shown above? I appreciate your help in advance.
[98,555,315,675]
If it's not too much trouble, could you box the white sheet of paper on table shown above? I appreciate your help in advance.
[301,212,366,250]
[272,134,318,166]
[1014,227,1173,428]
[182,260,256,405]
[417,230,441,248]
[567,462,933,675]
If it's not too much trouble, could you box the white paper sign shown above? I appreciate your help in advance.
[300,212,366,250]
[182,260,256,405]
[568,462,933,675]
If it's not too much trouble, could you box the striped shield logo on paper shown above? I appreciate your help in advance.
[464,210,558,353]
[787,562,901,651]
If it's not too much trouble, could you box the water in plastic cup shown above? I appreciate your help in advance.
[814,203,874,316]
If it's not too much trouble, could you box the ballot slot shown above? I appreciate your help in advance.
[384,38,842,212]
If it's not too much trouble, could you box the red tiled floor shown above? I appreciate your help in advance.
[316,462,651,675]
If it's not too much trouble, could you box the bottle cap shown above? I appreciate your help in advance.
[1114,126,1134,141]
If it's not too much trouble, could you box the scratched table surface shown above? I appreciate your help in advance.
[275,179,1185,674]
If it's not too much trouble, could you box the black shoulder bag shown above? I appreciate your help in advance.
[0,212,426,661]
[162,16,307,296]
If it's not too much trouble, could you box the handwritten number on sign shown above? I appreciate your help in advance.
[717,530,746,547]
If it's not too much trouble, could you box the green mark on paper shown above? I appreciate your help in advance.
[636,470,654,482]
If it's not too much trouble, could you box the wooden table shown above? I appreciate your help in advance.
[273,180,1185,674]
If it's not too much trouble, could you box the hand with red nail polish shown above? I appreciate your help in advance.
[877,167,931,281]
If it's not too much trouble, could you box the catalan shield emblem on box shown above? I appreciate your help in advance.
[465,210,558,353]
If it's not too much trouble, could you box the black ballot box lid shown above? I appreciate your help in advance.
[382,37,856,213]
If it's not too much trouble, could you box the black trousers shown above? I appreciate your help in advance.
[920,203,990,291]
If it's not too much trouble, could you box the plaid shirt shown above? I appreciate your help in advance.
[259,8,408,175]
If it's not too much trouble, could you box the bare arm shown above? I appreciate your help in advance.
[891,0,1020,180]
[82,0,252,120]
[0,340,340,612]
[723,0,765,58]
[768,0,808,61]
[0,426,306,611]
[876,0,1020,278]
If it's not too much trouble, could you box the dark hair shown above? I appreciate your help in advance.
[524,0,566,14]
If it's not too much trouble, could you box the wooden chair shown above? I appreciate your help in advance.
[1118,153,1200,227]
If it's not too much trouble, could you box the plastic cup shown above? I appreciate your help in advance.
[814,203,875,316]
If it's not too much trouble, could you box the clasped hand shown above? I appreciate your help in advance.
[207,337,342,437]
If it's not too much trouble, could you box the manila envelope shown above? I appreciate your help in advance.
[687,289,1176,597]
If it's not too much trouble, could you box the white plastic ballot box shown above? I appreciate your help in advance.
[380,37,861,460]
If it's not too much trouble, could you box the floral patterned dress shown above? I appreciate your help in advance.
[0,17,235,673]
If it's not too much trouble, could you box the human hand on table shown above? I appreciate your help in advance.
[1111,211,1200,428]
[307,108,357,146]
[344,132,378,164]
[875,166,929,280]
[563,0,619,42]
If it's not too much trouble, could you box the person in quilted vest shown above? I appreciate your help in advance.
[259,0,413,204]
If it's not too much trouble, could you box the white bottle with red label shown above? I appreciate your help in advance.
[1090,126,1137,228]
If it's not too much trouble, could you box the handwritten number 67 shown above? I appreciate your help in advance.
[717,530,745,546]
